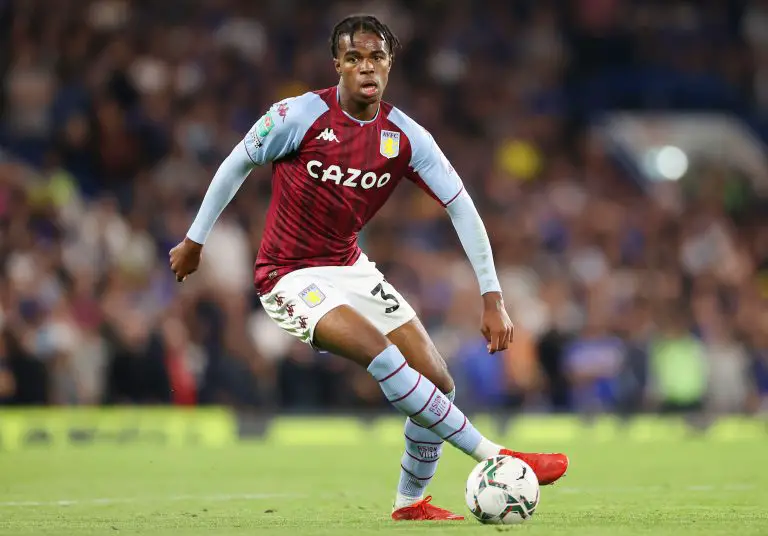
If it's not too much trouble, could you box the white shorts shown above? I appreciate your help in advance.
[259,253,417,346]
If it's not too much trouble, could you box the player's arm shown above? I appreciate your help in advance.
[402,124,512,353]
[170,96,320,282]
[185,143,254,244]
[444,190,512,352]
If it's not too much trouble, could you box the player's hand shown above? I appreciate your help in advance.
[169,237,203,282]
[480,292,513,354]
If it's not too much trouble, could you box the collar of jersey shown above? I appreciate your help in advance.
[335,85,379,126]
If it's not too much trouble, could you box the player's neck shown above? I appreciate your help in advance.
[337,84,380,122]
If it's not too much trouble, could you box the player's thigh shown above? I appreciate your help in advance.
[313,305,391,366]
[339,259,453,392]
[260,269,389,367]
[386,317,455,395]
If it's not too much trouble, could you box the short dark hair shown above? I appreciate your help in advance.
[329,14,401,60]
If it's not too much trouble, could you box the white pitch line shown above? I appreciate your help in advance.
[0,492,303,507]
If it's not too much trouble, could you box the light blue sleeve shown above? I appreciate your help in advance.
[243,92,329,165]
[387,107,464,206]
[185,93,328,244]
[388,107,500,295]
[445,190,502,295]
[186,143,253,244]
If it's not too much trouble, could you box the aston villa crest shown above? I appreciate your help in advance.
[380,130,400,159]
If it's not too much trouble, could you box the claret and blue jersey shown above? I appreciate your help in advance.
[244,86,465,294]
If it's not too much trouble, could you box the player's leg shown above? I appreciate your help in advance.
[384,317,569,517]
[314,306,501,459]
[314,304,566,519]
[384,317,456,509]
[261,266,567,519]
[357,271,567,487]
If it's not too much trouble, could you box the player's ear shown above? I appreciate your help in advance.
[334,57,342,75]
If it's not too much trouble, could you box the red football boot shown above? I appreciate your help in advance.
[500,449,569,485]
[391,496,465,521]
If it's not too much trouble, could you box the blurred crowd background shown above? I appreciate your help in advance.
[1,0,768,416]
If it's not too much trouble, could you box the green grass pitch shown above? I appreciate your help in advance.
[0,426,766,535]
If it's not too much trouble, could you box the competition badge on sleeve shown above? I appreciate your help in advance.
[250,111,276,148]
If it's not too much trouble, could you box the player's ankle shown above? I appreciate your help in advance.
[393,493,423,510]
[470,437,503,462]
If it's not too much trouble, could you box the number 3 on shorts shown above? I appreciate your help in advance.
[371,282,400,314]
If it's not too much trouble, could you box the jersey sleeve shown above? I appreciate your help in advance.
[243,92,328,165]
[387,107,464,206]
[445,190,502,294]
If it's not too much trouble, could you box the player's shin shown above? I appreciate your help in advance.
[394,389,455,508]
[368,346,501,463]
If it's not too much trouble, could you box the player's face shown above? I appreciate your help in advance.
[335,32,391,104]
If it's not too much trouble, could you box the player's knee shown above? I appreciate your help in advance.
[388,319,455,394]
[435,373,455,397]
[425,349,454,395]
[353,330,392,364]
[421,354,454,394]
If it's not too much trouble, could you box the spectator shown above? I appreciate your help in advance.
[563,312,626,413]
[648,309,708,414]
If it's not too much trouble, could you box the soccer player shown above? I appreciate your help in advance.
[169,14,568,521]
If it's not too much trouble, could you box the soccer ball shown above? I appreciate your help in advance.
[465,455,540,525]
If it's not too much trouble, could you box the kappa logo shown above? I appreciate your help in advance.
[380,130,400,158]
[277,102,289,122]
[299,284,326,308]
[316,128,340,142]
